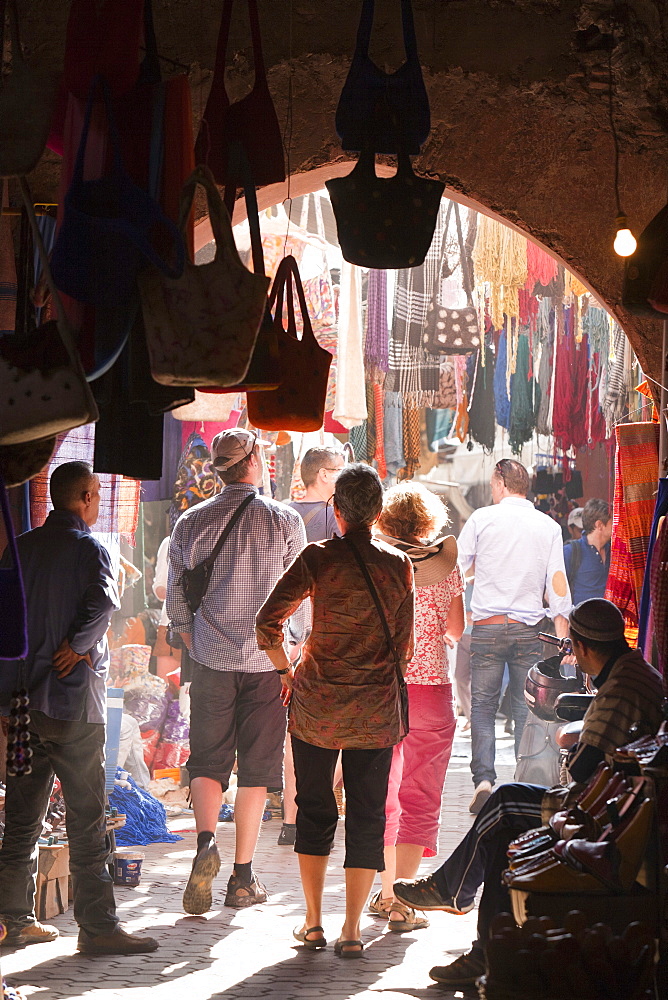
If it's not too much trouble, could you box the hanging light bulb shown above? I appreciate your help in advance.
[613,215,637,257]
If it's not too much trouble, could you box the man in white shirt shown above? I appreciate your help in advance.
[457,459,571,814]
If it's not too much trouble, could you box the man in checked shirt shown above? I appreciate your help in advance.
[167,429,307,914]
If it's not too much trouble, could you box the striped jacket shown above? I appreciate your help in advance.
[579,649,663,756]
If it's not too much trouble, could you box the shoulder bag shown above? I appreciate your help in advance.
[0,178,99,446]
[335,0,430,155]
[0,468,28,660]
[423,201,481,354]
[247,255,332,431]
[195,144,282,394]
[182,493,255,614]
[140,163,269,387]
[194,0,285,198]
[326,147,444,270]
[0,0,56,178]
[50,77,185,307]
[344,535,409,736]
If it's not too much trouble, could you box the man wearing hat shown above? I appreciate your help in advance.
[566,506,584,540]
[393,598,663,988]
[167,429,307,914]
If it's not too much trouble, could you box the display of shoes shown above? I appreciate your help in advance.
[224,871,268,908]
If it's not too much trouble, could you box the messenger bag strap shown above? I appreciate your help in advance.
[203,492,255,573]
[344,535,404,686]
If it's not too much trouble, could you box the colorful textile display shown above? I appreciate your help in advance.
[526,240,558,289]
[472,214,527,329]
[637,477,668,664]
[383,392,405,476]
[399,405,421,480]
[110,767,182,846]
[169,431,221,529]
[468,349,496,452]
[605,422,660,639]
[493,331,511,429]
[552,312,589,455]
[372,383,387,479]
[385,200,449,406]
[29,423,140,542]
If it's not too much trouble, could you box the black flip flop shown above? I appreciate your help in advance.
[334,938,363,958]
[293,925,327,950]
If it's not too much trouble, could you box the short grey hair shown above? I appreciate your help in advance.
[333,464,383,527]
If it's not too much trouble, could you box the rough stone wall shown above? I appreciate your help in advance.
[16,0,668,386]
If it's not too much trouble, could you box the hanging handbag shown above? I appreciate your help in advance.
[622,201,668,317]
[194,0,285,201]
[63,0,144,100]
[0,468,28,660]
[140,164,269,387]
[0,435,56,488]
[0,178,99,446]
[172,391,239,423]
[326,148,444,269]
[0,0,56,177]
[423,202,481,354]
[50,78,185,307]
[335,0,430,155]
[193,146,281,394]
[344,535,409,736]
[247,256,332,432]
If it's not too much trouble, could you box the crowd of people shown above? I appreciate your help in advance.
[1,441,656,984]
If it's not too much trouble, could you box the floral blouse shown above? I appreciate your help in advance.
[256,530,415,750]
[406,568,465,685]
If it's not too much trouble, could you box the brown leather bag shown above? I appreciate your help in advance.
[247,256,332,432]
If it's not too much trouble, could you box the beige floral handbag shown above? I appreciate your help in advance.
[139,164,270,387]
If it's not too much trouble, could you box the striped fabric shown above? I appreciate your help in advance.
[29,424,141,543]
[579,650,664,756]
[605,422,660,638]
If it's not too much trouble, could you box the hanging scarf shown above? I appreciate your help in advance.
[552,309,589,457]
[384,392,405,476]
[169,432,221,529]
[333,260,367,428]
[364,269,389,385]
[508,333,540,454]
[372,383,387,478]
[472,214,527,329]
[493,331,511,429]
[468,348,496,452]
[385,201,448,407]
[398,405,421,481]
[526,240,558,288]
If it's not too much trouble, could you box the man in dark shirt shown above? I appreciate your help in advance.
[393,598,663,987]
[563,498,611,604]
[0,462,158,955]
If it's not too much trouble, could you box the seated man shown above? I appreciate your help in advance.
[393,598,663,987]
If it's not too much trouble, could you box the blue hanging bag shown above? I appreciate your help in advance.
[51,77,185,306]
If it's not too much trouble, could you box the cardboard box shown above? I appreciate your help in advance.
[36,845,69,921]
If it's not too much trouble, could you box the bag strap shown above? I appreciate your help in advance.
[178,164,240,265]
[223,140,265,275]
[431,200,455,302]
[201,492,255,573]
[4,0,25,74]
[357,0,419,62]
[344,535,404,687]
[71,76,125,187]
[453,202,475,306]
[213,0,267,96]
[269,255,317,346]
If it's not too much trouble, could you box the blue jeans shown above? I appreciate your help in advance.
[470,622,543,787]
[433,782,544,949]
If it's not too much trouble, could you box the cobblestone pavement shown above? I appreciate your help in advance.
[2,729,516,1000]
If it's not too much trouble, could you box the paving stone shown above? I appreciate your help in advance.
[2,728,515,999]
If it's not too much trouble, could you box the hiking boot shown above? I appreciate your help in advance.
[3,921,59,947]
[430,949,485,986]
[224,871,268,908]
[183,841,221,915]
[393,875,474,914]
[77,926,159,955]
